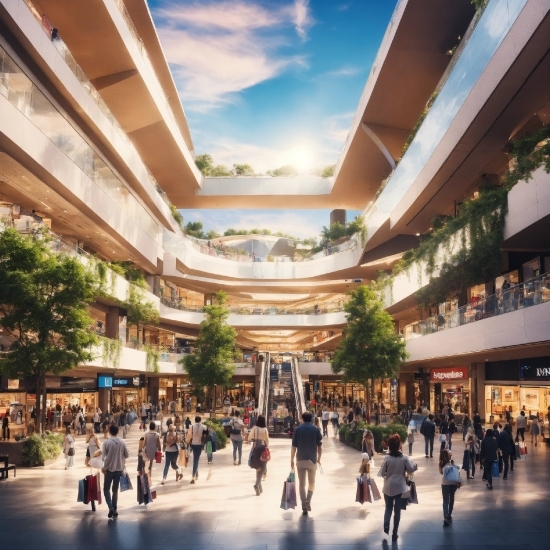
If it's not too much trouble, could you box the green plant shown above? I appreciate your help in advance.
[170,204,185,232]
[338,422,407,453]
[100,337,122,369]
[21,432,64,466]
[402,92,438,157]
[144,344,160,373]
[205,419,227,449]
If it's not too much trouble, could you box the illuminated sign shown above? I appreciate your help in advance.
[430,367,468,381]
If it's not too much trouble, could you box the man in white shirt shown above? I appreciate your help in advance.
[186,416,207,484]
[102,424,129,518]
[93,409,101,434]
[140,402,148,430]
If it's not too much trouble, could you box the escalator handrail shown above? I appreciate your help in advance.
[291,357,306,418]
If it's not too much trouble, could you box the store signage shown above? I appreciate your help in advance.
[520,358,550,381]
[430,367,468,381]
[97,374,145,389]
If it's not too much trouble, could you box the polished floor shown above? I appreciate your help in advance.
[1,424,548,550]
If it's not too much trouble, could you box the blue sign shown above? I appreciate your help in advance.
[97,375,113,388]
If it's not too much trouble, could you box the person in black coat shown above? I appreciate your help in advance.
[499,424,515,479]
[439,416,449,450]
[480,429,498,489]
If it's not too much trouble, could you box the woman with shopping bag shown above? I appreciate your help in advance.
[480,429,498,490]
[440,449,461,526]
[249,414,269,496]
[380,434,417,542]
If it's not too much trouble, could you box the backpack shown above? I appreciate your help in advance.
[443,463,461,484]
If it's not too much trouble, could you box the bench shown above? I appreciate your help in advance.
[0,464,16,480]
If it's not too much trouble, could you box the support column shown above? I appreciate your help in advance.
[148,377,159,405]
[105,306,126,344]
[98,388,110,414]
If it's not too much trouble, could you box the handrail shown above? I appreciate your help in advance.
[257,355,270,418]
[291,357,306,419]
[404,271,550,341]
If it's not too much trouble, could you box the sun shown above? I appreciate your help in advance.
[287,145,313,174]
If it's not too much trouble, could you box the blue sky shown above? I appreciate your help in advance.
[149,0,397,238]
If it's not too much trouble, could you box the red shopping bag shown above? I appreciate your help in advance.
[155,451,162,463]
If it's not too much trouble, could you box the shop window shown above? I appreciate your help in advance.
[522,257,540,282]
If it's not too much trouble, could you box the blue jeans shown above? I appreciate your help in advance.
[163,450,179,478]
[103,470,122,512]
[383,494,402,535]
[191,444,202,478]
[424,436,434,456]
[232,439,243,462]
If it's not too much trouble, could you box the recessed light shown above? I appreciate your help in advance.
[415,233,420,236]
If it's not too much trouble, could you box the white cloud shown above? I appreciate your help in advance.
[153,1,314,110]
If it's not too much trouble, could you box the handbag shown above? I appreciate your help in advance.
[514,443,521,460]
[519,442,527,455]
[443,464,461,484]
[367,477,381,501]
[68,447,75,456]
[355,477,365,504]
[88,456,104,469]
[119,471,133,492]
[491,460,500,478]
[77,479,85,502]
[260,447,271,462]
[155,451,162,463]
[439,434,447,443]
[408,478,419,504]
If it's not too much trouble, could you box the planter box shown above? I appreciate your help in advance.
[0,441,25,466]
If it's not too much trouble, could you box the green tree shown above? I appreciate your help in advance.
[233,163,254,176]
[195,153,214,175]
[125,286,159,345]
[320,165,335,178]
[185,221,205,239]
[210,164,232,177]
[0,229,97,432]
[180,291,237,411]
[205,229,221,240]
[346,215,364,237]
[267,164,298,177]
[331,285,407,388]
[169,204,184,231]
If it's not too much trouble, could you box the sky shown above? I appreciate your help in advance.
[149,0,398,239]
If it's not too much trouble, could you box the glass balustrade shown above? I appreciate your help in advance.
[0,44,161,243]
[404,272,550,341]
[21,0,173,210]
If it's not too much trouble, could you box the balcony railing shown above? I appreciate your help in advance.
[0,42,162,243]
[160,296,346,316]
[404,271,550,341]
[21,1,173,211]
[174,233,359,265]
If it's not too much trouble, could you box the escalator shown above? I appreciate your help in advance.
[256,353,270,419]
[266,355,306,436]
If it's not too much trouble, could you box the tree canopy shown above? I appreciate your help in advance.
[0,229,98,432]
[266,164,298,177]
[180,291,237,409]
[125,286,159,342]
[331,285,408,386]
[320,165,335,178]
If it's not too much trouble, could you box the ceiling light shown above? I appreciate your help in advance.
[415,233,420,236]
[63,209,68,213]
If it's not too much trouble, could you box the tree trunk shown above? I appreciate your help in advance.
[41,372,47,434]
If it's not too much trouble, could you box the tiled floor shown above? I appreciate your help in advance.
[1,425,548,550]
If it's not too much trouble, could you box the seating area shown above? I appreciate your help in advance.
[0,454,16,480]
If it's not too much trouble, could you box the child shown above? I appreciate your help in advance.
[359,452,370,476]
[407,427,414,455]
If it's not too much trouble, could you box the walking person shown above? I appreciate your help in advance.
[63,427,75,470]
[380,434,417,542]
[119,409,127,439]
[407,426,414,455]
[480,429,498,490]
[249,414,269,496]
[422,414,436,458]
[464,427,478,479]
[102,424,129,519]
[291,412,322,515]
[93,408,101,434]
[85,426,101,467]
[531,417,540,446]
[230,410,245,465]
[321,408,330,437]
[439,449,460,526]
[143,421,162,478]
[499,424,514,479]
[448,417,456,450]
[331,410,339,436]
[462,415,471,441]
[186,416,207,484]
[161,424,183,485]
[515,411,526,442]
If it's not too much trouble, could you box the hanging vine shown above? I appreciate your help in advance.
[144,344,160,374]
[99,337,122,369]
[374,125,550,307]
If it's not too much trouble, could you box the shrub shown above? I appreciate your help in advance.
[205,420,227,450]
[339,422,408,453]
[22,432,64,466]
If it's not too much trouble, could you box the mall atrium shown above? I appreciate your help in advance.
[0,0,549,425]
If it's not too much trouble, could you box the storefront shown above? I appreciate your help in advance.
[484,357,550,424]
[0,378,28,424]
[107,374,146,410]
[429,366,471,416]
